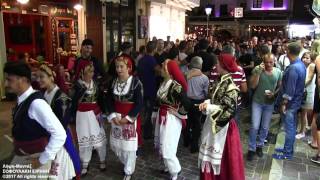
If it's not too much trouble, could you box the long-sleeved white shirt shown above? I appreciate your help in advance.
[17,86,66,164]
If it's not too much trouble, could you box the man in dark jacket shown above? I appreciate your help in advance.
[189,39,217,75]
[73,39,106,81]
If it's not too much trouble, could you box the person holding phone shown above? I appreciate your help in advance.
[247,53,282,161]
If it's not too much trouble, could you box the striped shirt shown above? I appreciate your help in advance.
[209,66,246,105]
[209,66,246,88]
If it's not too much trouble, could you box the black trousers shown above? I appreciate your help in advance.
[184,99,204,149]
[143,96,155,139]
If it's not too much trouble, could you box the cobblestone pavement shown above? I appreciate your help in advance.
[79,109,275,180]
[1,101,319,180]
[269,131,320,180]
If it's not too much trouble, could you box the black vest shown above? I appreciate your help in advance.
[12,91,49,141]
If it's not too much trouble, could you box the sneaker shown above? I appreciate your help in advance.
[310,155,320,165]
[160,167,169,174]
[171,173,179,180]
[123,175,131,180]
[272,153,292,160]
[256,147,263,158]
[295,132,305,139]
[136,147,143,157]
[247,150,255,161]
[81,168,88,176]
[274,148,284,153]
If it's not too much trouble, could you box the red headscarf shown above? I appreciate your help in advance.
[218,53,239,73]
[75,60,93,80]
[115,55,134,75]
[166,60,188,92]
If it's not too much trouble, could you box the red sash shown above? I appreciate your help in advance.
[14,137,48,156]
[114,101,134,120]
[159,104,186,129]
[78,102,101,115]
[114,101,137,140]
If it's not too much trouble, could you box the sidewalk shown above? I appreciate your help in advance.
[269,131,320,180]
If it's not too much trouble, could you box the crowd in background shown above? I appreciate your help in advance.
[4,34,320,180]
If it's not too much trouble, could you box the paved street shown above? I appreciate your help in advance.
[269,131,320,180]
[0,101,319,180]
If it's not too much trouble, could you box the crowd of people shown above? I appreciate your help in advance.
[3,35,320,180]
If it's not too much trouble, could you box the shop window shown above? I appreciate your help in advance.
[253,0,262,8]
[220,4,228,16]
[274,0,283,8]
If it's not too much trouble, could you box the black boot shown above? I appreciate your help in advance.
[247,150,255,161]
[256,147,263,157]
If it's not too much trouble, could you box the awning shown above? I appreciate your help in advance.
[151,0,199,11]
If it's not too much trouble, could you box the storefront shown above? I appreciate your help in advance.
[288,24,315,38]
[1,0,81,66]
[149,0,199,41]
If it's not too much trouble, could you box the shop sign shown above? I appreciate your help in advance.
[234,7,243,18]
[50,7,77,17]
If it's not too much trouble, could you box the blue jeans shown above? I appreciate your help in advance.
[249,101,274,151]
[282,109,298,156]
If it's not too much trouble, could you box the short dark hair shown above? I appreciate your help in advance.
[167,46,179,59]
[198,39,209,50]
[258,44,270,56]
[139,45,146,53]
[81,39,94,46]
[178,40,187,51]
[4,61,31,81]
[146,41,156,53]
[121,42,132,51]
[287,41,301,57]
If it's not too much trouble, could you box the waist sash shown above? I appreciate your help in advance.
[14,137,48,156]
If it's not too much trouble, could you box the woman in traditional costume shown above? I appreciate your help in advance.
[71,61,107,176]
[198,53,245,180]
[38,64,81,179]
[153,59,191,180]
[106,56,143,180]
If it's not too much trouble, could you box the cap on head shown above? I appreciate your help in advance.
[4,61,31,81]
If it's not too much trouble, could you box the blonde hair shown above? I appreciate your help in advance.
[311,40,320,56]
[39,64,56,82]
[80,63,94,79]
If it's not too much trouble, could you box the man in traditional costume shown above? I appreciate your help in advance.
[198,54,245,180]
[4,62,66,180]
[153,59,191,180]
[106,55,143,180]
[38,65,81,179]
[71,61,107,176]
